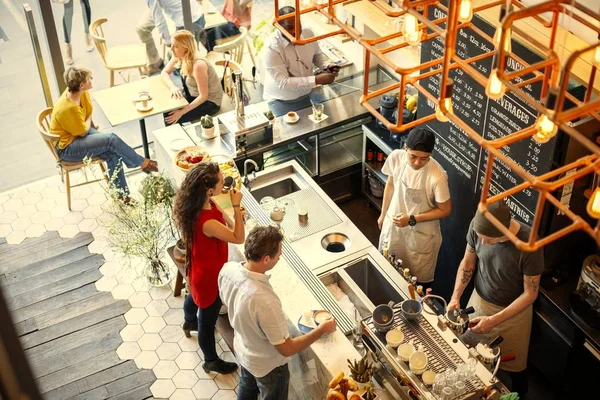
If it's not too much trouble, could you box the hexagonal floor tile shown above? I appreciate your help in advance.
[78,218,98,232]
[166,295,185,309]
[0,211,18,224]
[170,388,195,400]
[214,372,238,390]
[95,276,118,292]
[25,224,46,238]
[11,217,31,231]
[111,283,135,300]
[49,205,70,218]
[119,325,145,342]
[22,192,42,205]
[150,379,176,398]
[191,379,218,399]
[4,198,23,212]
[115,268,138,284]
[178,336,198,352]
[159,325,184,343]
[0,223,12,237]
[116,342,141,360]
[163,308,182,326]
[99,261,122,277]
[172,369,198,389]
[128,291,152,308]
[41,186,61,199]
[152,360,179,379]
[26,182,47,193]
[175,351,201,370]
[124,308,148,325]
[138,333,162,351]
[82,205,104,219]
[134,350,159,369]
[212,389,237,400]
[145,299,169,317]
[30,211,51,225]
[156,342,182,360]
[63,211,83,225]
[132,277,151,292]
[8,188,28,199]
[194,363,218,380]
[58,224,80,239]
[6,230,26,244]
[141,316,166,334]
[221,352,236,364]
[0,195,9,205]
[88,238,109,254]
[149,286,172,300]
[87,193,108,206]
[16,205,37,218]
[37,198,57,211]
[73,186,93,200]
[69,199,88,212]
[44,217,65,232]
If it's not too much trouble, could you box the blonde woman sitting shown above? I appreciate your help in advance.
[161,30,223,125]
[50,67,158,198]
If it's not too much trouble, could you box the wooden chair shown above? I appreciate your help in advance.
[214,59,251,102]
[89,18,147,87]
[208,27,253,99]
[37,108,109,211]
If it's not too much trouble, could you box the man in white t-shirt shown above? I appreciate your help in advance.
[219,226,337,399]
[377,128,452,288]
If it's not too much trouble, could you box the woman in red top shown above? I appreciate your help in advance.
[173,162,245,374]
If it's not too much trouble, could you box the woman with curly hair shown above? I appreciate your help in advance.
[161,29,223,125]
[173,162,244,374]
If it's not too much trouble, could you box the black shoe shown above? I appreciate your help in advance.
[202,358,238,374]
[182,319,198,338]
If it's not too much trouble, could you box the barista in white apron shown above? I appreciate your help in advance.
[378,128,452,285]
[449,201,544,397]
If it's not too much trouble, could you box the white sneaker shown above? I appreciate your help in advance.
[219,304,228,315]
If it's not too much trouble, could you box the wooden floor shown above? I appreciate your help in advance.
[0,231,156,400]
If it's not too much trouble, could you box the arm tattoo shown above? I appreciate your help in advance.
[524,275,540,292]
[461,268,474,285]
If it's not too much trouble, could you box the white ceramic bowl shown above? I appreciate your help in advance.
[385,328,404,348]
[397,342,415,362]
[409,351,428,375]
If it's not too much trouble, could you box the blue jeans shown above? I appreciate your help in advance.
[62,0,91,43]
[57,128,145,194]
[183,294,221,362]
[206,22,241,52]
[237,364,290,400]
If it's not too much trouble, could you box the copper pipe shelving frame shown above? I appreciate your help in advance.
[271,0,600,250]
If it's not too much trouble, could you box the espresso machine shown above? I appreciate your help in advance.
[570,254,600,328]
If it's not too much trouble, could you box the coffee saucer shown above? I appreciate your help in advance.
[136,102,154,112]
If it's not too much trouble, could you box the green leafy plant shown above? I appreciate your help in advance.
[348,354,373,384]
[251,19,276,55]
[200,115,214,129]
[363,383,377,400]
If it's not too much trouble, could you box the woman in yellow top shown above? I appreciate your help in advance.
[161,30,223,125]
[50,67,158,197]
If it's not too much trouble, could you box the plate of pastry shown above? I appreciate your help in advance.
[174,146,210,173]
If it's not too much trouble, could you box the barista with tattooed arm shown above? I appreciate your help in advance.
[448,201,543,397]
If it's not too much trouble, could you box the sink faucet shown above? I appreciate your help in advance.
[243,159,259,188]
[232,70,244,118]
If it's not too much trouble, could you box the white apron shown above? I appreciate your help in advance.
[462,290,532,372]
[378,153,442,282]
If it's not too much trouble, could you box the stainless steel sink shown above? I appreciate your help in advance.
[250,178,301,201]
[246,164,309,202]
[345,258,404,307]
[318,255,404,319]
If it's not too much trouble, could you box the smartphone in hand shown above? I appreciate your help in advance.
[324,65,341,74]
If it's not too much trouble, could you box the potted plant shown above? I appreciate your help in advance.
[348,355,374,390]
[102,173,178,286]
[361,383,378,400]
[200,115,215,138]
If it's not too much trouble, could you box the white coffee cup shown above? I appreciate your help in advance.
[139,93,149,108]
[409,345,428,375]
[397,341,415,362]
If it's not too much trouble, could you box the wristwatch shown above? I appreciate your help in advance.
[408,215,417,226]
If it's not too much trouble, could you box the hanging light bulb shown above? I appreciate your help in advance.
[587,187,600,219]
[533,113,558,143]
[435,79,454,122]
[493,5,512,53]
[533,88,559,144]
[486,68,506,100]
[458,0,473,23]
[593,46,600,68]
[403,13,422,46]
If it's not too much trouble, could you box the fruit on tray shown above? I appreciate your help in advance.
[327,371,359,400]
[175,147,210,171]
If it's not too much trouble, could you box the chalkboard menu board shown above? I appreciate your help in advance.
[416,3,558,298]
